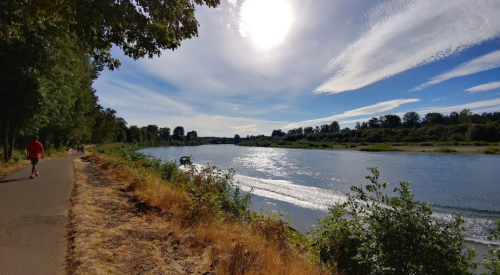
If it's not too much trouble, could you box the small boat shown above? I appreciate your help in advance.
[179,156,192,165]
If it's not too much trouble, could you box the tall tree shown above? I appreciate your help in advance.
[173,126,185,140]
[403,112,421,128]
[330,121,340,133]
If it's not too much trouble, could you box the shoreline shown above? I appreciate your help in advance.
[237,144,500,155]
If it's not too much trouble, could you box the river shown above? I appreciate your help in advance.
[138,145,500,246]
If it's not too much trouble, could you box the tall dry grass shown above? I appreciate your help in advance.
[91,151,322,275]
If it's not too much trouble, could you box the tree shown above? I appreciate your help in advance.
[330,121,340,133]
[379,114,401,128]
[173,126,185,140]
[368,117,380,129]
[403,112,421,128]
[159,127,171,141]
[234,134,241,144]
[1,0,221,69]
[186,130,197,141]
[459,109,473,124]
[423,113,445,125]
[271,129,285,137]
[449,112,459,125]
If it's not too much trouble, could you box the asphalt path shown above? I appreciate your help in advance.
[0,151,78,275]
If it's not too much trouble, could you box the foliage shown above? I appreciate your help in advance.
[483,147,500,155]
[433,148,458,153]
[12,152,23,163]
[482,220,500,274]
[250,211,292,248]
[359,144,405,152]
[309,167,477,275]
[174,165,252,222]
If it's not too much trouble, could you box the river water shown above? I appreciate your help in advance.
[138,145,500,245]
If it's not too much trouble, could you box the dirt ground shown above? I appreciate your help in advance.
[67,159,214,275]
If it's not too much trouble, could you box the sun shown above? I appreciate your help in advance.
[239,0,293,49]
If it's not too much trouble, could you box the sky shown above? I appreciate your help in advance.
[93,0,500,137]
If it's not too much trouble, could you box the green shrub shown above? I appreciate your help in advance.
[159,160,179,181]
[12,152,23,163]
[250,211,291,249]
[483,147,500,154]
[473,141,489,146]
[309,168,477,274]
[482,220,500,274]
[434,148,457,153]
[359,144,404,152]
[174,165,252,222]
[419,142,434,146]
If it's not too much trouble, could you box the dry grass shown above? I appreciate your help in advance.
[67,153,322,275]
[0,159,30,179]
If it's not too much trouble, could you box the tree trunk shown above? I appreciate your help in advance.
[1,113,10,162]
[7,118,18,160]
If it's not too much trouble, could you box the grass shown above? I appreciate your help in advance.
[483,147,500,154]
[433,148,458,153]
[0,149,31,179]
[72,144,321,275]
[359,144,405,152]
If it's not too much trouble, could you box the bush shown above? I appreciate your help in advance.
[419,142,434,146]
[483,147,500,154]
[174,165,252,222]
[482,220,500,274]
[250,211,291,249]
[12,152,23,163]
[434,148,457,153]
[309,168,477,275]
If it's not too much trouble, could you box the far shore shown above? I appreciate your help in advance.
[329,145,500,155]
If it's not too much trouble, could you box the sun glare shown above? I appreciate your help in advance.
[239,0,293,49]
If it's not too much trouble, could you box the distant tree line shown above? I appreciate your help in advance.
[239,109,500,147]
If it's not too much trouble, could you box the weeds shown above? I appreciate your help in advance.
[90,144,320,275]
[483,147,500,154]
[433,148,458,153]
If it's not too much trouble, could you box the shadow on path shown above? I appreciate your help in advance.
[0,177,31,184]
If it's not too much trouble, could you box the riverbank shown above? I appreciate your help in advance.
[239,141,500,155]
[67,149,319,275]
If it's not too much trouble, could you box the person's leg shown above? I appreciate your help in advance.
[30,159,39,178]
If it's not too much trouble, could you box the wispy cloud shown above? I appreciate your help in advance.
[416,98,500,115]
[431,97,447,102]
[283,98,419,129]
[465,81,500,93]
[315,0,500,94]
[411,50,500,91]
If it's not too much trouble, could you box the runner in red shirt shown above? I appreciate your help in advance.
[26,136,44,179]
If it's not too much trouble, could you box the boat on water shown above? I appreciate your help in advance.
[179,156,192,165]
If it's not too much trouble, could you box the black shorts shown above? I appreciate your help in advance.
[30,158,39,165]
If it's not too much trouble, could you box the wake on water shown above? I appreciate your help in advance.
[181,163,499,245]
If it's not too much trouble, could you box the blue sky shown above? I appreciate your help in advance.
[93,0,500,137]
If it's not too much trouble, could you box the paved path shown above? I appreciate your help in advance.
[0,152,78,275]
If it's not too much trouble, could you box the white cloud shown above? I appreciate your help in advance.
[416,98,500,115]
[316,0,500,94]
[95,76,194,116]
[412,50,500,91]
[283,98,419,129]
[465,81,500,93]
[431,97,447,102]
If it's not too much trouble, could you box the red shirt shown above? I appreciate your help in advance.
[27,140,44,159]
